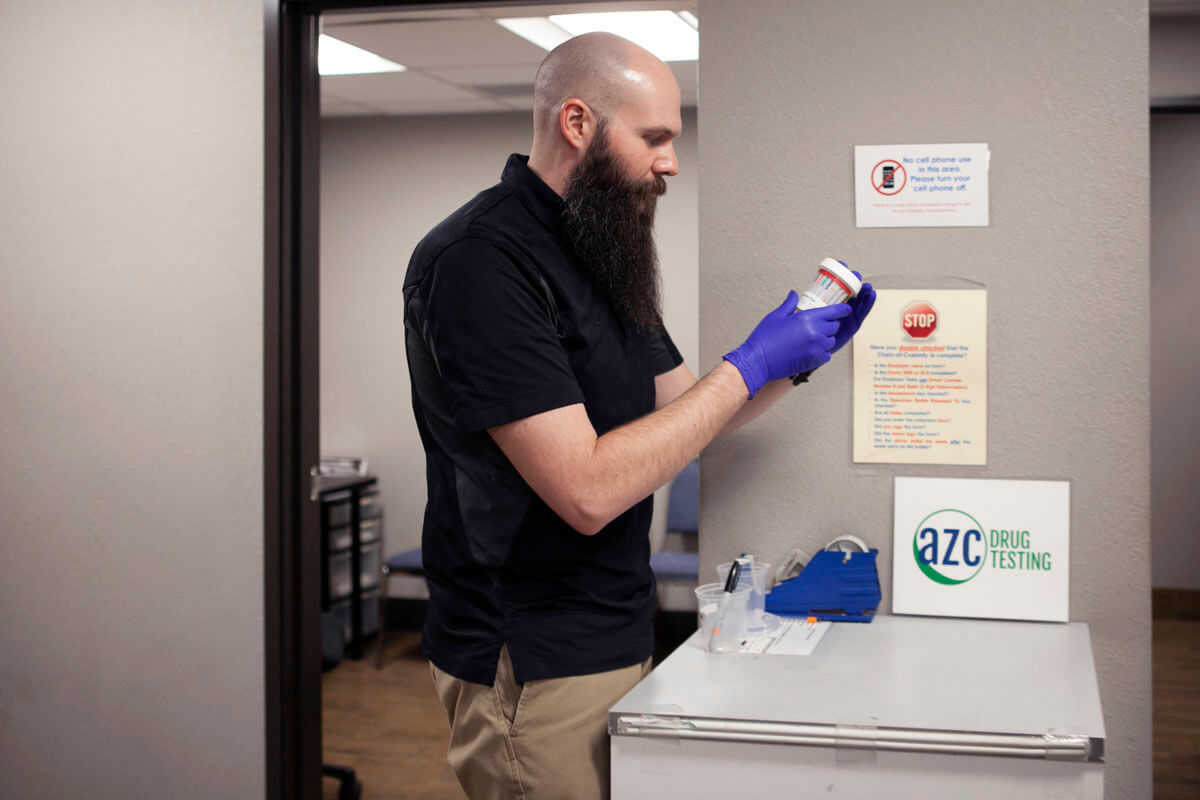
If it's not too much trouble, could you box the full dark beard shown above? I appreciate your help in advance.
[561,124,667,331]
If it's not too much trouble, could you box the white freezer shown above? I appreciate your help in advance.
[609,615,1104,798]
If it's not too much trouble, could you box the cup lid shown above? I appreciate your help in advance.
[819,257,862,297]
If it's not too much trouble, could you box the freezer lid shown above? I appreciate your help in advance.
[610,712,1104,763]
[608,617,1106,760]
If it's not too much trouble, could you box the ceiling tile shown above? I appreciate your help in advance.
[421,64,540,89]
[320,97,384,118]
[318,3,700,118]
[327,18,550,69]
[497,95,537,113]
[475,2,697,18]
[324,8,484,25]
[321,71,484,106]
[364,97,519,116]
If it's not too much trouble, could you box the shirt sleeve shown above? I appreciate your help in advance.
[417,237,584,434]
[646,323,684,376]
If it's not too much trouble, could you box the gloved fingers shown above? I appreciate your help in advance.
[854,284,877,322]
[817,302,852,320]
[771,290,799,319]
[847,285,873,311]
[816,318,842,337]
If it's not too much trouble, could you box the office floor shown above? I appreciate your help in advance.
[323,615,1199,800]
[1154,618,1200,799]
[321,630,462,800]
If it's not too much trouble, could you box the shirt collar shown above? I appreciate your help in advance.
[501,154,565,234]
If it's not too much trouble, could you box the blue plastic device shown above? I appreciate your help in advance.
[764,548,881,622]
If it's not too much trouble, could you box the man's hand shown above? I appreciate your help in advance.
[832,269,876,353]
[723,291,850,398]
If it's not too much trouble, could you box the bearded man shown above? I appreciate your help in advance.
[403,32,874,800]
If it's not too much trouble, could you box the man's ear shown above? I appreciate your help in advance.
[559,98,596,153]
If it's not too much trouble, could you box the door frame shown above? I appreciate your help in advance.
[264,2,321,798]
[263,2,551,798]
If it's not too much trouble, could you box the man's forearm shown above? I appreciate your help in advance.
[718,377,792,436]
[490,361,750,536]
[581,361,749,525]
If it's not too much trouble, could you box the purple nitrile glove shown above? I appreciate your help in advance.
[832,268,876,353]
[724,291,851,398]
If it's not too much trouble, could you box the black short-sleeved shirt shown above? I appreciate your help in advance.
[403,154,683,685]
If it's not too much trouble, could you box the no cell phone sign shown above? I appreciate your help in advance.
[872,159,906,196]
[902,301,938,339]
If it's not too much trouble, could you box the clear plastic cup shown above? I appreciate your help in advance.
[694,582,752,652]
[716,561,773,631]
[796,257,862,311]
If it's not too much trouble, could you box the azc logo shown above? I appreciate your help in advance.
[913,509,988,585]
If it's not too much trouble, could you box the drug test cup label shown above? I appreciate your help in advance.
[797,257,862,310]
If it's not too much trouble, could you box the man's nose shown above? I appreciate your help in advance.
[653,144,679,177]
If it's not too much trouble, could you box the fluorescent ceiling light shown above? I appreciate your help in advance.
[497,10,699,62]
[495,17,573,52]
[318,34,406,76]
[678,10,698,30]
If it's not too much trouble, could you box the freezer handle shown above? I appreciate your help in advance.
[611,715,1103,763]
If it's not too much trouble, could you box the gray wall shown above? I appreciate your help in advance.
[0,1,264,797]
[698,1,1149,798]
[0,2,1169,796]
[320,110,698,597]
[1151,113,1200,590]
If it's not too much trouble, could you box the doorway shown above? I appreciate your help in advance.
[266,2,700,798]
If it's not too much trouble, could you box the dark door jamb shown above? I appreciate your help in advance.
[265,2,322,798]
[265,2,555,798]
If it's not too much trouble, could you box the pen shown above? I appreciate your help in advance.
[708,559,742,653]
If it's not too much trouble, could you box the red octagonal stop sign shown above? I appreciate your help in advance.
[902,301,938,339]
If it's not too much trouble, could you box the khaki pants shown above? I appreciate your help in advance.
[429,647,652,800]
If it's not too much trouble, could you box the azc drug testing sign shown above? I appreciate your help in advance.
[893,477,1070,622]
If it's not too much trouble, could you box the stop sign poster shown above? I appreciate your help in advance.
[852,289,987,465]
[855,143,989,228]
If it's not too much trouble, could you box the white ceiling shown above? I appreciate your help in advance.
[321,0,1198,117]
[320,1,699,118]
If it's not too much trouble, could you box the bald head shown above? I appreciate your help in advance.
[527,33,681,195]
[533,32,670,137]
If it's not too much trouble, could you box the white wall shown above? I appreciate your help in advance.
[0,2,264,798]
[320,109,699,597]
[698,1,1149,798]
